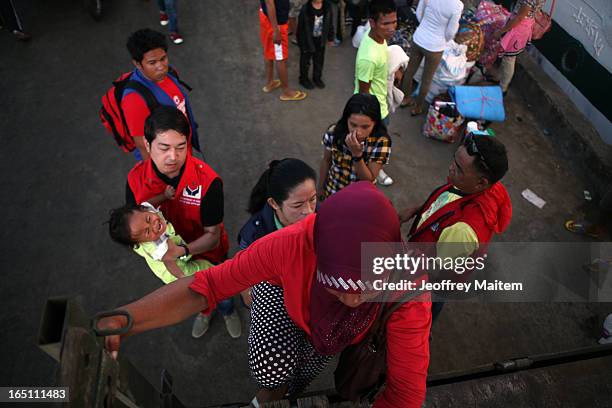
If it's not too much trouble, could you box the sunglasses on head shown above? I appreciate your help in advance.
[462,133,491,173]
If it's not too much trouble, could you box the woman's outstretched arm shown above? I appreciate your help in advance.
[98,276,207,358]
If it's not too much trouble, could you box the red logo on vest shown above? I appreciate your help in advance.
[179,184,201,206]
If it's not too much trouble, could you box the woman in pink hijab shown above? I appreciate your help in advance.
[98,182,431,408]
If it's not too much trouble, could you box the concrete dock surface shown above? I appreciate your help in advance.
[1,0,610,406]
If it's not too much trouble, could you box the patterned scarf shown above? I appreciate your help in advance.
[310,181,401,355]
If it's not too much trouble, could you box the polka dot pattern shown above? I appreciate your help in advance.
[248,282,333,394]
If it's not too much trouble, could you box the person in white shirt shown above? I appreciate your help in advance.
[401,0,463,115]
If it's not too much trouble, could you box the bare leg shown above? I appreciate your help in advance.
[264,58,275,88]
[401,42,425,106]
[414,49,443,110]
[276,59,298,97]
[499,55,517,92]
[288,17,297,35]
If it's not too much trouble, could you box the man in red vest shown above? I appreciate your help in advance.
[399,134,512,321]
[126,106,241,339]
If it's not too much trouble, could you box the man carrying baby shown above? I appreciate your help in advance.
[125,105,241,339]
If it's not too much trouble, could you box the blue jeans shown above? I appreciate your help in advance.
[217,298,234,316]
[157,0,178,33]
[328,1,342,41]
[382,115,390,127]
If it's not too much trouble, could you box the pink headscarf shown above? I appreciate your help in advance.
[310,181,401,355]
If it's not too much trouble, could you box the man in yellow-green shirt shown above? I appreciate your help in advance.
[354,0,397,124]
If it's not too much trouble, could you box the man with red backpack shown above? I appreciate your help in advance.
[100,28,200,161]
[399,134,512,322]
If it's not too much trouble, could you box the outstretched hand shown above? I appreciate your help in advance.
[93,276,208,362]
[96,315,129,360]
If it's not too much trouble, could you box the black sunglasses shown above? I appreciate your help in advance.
[463,134,491,172]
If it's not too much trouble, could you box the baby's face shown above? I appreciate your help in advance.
[129,210,167,243]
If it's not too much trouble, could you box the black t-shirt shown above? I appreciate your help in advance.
[260,0,290,25]
[311,3,324,16]
[311,3,324,36]
[125,161,224,227]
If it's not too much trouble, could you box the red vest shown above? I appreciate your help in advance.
[127,156,229,264]
[408,182,512,256]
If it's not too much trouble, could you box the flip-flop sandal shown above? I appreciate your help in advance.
[400,99,415,109]
[262,79,282,93]
[280,91,307,101]
[564,220,601,239]
[410,106,425,116]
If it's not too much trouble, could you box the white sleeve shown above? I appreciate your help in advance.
[415,0,425,22]
[444,6,463,42]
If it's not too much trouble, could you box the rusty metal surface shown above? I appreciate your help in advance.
[38,297,89,362]
[60,327,105,407]
[39,297,189,408]
[426,355,612,407]
[258,396,370,408]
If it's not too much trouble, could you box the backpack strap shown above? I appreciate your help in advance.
[124,80,160,112]
[168,67,193,92]
[409,183,450,236]
[367,287,426,349]
[380,289,426,331]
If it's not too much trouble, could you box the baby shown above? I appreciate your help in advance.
[108,202,212,284]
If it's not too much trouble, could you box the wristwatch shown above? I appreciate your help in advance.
[178,243,190,258]
[352,155,363,162]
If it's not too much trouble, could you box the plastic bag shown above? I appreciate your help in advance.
[352,21,370,48]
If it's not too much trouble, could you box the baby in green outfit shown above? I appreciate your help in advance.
[108,202,213,284]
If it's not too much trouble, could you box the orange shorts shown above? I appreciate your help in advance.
[259,9,289,61]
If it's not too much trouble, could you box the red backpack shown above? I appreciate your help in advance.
[99,72,159,152]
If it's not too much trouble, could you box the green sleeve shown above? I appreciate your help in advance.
[436,222,480,259]
[356,59,376,85]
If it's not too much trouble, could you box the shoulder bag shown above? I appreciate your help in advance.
[532,0,556,40]
[334,289,424,402]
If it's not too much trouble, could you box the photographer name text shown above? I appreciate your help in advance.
[373,279,523,292]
